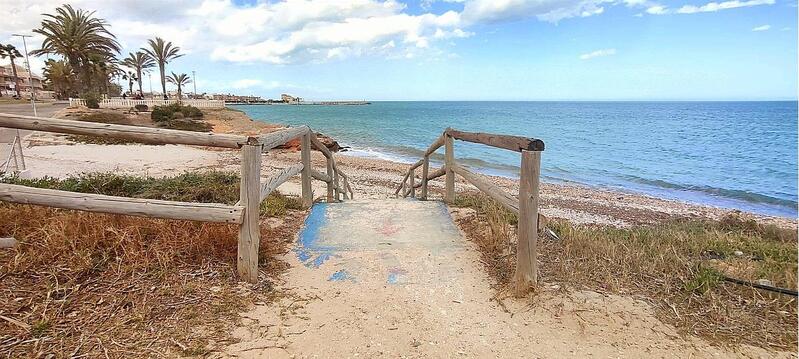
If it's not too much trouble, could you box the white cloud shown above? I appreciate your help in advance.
[645,5,668,14]
[461,0,610,24]
[580,48,616,60]
[676,0,775,14]
[751,24,771,31]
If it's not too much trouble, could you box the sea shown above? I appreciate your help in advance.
[232,101,798,218]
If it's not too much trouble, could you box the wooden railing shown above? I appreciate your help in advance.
[395,128,544,294]
[0,112,353,283]
[69,98,226,109]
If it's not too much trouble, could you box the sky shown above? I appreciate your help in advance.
[0,0,796,101]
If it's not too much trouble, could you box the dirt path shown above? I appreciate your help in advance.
[217,199,785,358]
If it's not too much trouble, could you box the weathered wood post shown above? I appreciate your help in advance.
[326,157,335,202]
[444,131,455,203]
[342,175,349,200]
[409,168,416,198]
[513,149,541,295]
[333,167,341,201]
[420,155,429,200]
[238,141,262,284]
[300,132,313,208]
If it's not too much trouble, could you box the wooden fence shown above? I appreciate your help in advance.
[68,98,226,109]
[0,112,353,283]
[394,128,544,294]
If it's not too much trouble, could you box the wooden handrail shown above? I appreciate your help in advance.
[445,128,544,152]
[260,163,304,202]
[0,112,250,149]
[0,183,244,223]
[259,126,310,151]
[0,112,354,284]
[394,127,544,295]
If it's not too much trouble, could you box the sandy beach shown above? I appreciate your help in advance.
[14,107,795,230]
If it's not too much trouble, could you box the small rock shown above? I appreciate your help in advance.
[210,286,222,293]
[755,279,773,287]
[411,339,421,348]
[733,250,744,256]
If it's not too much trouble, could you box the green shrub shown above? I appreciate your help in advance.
[134,104,149,112]
[84,93,100,109]
[151,103,203,123]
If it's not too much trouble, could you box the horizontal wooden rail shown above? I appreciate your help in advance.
[424,135,445,156]
[412,166,446,189]
[311,169,332,183]
[259,126,310,151]
[260,163,304,202]
[0,183,244,223]
[0,113,250,149]
[310,135,332,158]
[446,128,544,152]
[451,163,519,214]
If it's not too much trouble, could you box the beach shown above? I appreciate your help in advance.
[16,106,796,230]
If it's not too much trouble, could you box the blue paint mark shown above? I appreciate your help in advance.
[386,267,408,284]
[295,204,339,268]
[329,269,355,282]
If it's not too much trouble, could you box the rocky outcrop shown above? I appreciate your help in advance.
[278,132,341,152]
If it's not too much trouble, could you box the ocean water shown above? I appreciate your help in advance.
[233,101,798,218]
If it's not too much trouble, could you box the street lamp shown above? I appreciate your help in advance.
[11,34,36,117]
[192,70,197,99]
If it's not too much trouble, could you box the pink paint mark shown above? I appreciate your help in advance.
[377,219,400,236]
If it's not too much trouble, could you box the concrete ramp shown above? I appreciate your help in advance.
[295,199,464,284]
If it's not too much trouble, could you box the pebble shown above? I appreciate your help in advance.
[733,250,743,256]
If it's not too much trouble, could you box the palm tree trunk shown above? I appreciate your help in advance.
[9,58,21,98]
[136,69,143,95]
[159,64,167,100]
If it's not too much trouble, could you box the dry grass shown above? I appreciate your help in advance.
[0,172,306,357]
[451,193,798,350]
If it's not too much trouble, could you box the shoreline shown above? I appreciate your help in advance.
[15,106,797,229]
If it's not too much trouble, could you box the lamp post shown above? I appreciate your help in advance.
[11,34,36,117]
[192,70,197,99]
[148,72,153,98]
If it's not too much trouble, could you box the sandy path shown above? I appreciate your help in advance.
[217,199,783,358]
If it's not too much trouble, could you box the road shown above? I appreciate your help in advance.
[0,102,67,171]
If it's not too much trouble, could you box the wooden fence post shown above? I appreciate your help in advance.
[342,176,349,200]
[409,168,416,198]
[513,150,541,296]
[420,155,429,200]
[326,157,335,202]
[300,132,313,208]
[444,133,455,203]
[333,169,341,201]
[238,143,262,284]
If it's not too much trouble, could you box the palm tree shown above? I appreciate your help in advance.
[121,51,154,96]
[122,71,137,95]
[43,59,75,99]
[142,38,183,99]
[166,72,191,102]
[0,44,23,97]
[30,4,120,94]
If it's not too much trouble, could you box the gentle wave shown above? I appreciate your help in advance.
[622,175,798,208]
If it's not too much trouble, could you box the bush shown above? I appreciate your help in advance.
[134,104,148,112]
[84,93,100,109]
[151,103,203,123]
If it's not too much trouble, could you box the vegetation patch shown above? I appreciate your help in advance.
[451,193,798,350]
[151,103,204,123]
[0,171,306,357]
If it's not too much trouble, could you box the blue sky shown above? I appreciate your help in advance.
[2,0,797,100]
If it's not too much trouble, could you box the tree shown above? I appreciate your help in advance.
[142,38,183,100]
[122,71,137,95]
[121,51,154,96]
[166,72,191,102]
[30,4,120,94]
[43,59,75,99]
[0,44,23,97]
